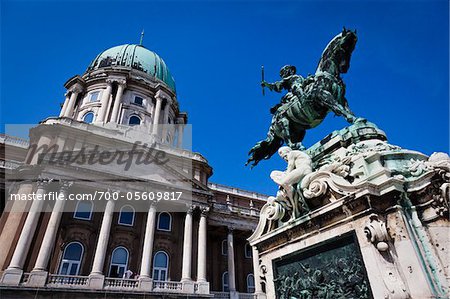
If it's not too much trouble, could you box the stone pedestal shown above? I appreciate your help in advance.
[27,270,48,287]
[0,268,23,285]
[88,274,105,289]
[196,281,210,294]
[248,121,450,299]
[229,290,239,299]
[138,276,153,291]
[181,280,194,293]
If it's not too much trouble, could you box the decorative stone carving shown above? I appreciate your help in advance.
[36,177,54,188]
[199,206,210,216]
[406,152,450,177]
[59,180,73,191]
[347,140,401,157]
[270,147,312,219]
[364,214,390,252]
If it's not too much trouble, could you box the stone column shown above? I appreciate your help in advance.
[152,96,163,135]
[139,203,157,291]
[251,246,266,298]
[28,181,73,286]
[161,101,170,140]
[177,124,185,148]
[196,207,210,294]
[63,86,82,118]
[96,80,113,123]
[110,81,126,123]
[89,199,115,288]
[59,92,70,117]
[1,178,52,285]
[197,208,208,281]
[227,228,237,298]
[181,206,194,292]
[0,183,34,271]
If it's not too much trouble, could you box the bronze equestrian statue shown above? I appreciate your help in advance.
[247,28,363,167]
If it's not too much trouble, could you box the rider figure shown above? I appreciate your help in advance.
[261,65,305,114]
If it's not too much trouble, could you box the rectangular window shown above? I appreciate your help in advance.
[89,91,100,102]
[134,96,144,106]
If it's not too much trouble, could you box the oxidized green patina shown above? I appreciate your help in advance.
[247,28,362,167]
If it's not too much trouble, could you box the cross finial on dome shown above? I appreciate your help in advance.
[139,29,145,45]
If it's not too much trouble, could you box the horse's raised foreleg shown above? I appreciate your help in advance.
[318,90,356,123]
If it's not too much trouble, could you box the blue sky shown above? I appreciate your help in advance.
[1,0,449,195]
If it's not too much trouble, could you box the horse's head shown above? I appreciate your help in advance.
[316,28,358,75]
[338,28,357,73]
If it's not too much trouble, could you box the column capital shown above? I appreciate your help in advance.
[186,205,196,215]
[59,180,73,191]
[36,178,53,188]
[105,78,115,85]
[199,206,210,216]
[227,226,235,234]
[117,79,127,86]
[69,85,83,94]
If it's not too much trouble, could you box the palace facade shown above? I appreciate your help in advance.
[0,43,267,298]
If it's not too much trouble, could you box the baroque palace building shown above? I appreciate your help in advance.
[0,43,267,298]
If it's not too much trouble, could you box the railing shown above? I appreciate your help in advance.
[152,280,183,291]
[239,293,256,299]
[209,182,269,200]
[0,134,30,148]
[104,277,139,290]
[0,159,23,169]
[47,274,89,287]
[211,291,230,298]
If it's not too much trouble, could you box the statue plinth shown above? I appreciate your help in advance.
[249,122,450,299]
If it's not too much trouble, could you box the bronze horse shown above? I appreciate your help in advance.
[247,29,361,167]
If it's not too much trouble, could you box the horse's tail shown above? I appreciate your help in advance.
[246,135,284,168]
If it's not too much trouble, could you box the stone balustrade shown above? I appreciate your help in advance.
[152,280,183,291]
[47,274,89,288]
[104,277,139,290]
[0,134,30,148]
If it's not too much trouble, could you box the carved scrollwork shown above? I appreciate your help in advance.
[303,179,328,199]
[364,214,390,251]
[433,182,449,218]
[265,197,286,221]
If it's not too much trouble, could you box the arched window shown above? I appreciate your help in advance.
[157,212,172,231]
[118,205,135,226]
[128,115,141,126]
[222,271,229,292]
[58,242,84,275]
[83,112,94,123]
[153,251,169,281]
[247,273,255,293]
[221,239,228,256]
[73,201,93,220]
[245,243,252,258]
[109,247,129,278]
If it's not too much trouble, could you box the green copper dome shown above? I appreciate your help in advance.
[88,44,176,93]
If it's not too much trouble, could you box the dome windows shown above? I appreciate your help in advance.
[89,91,100,102]
[128,115,141,126]
[83,112,94,124]
[133,96,144,106]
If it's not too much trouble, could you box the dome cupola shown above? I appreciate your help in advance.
[87,44,176,93]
